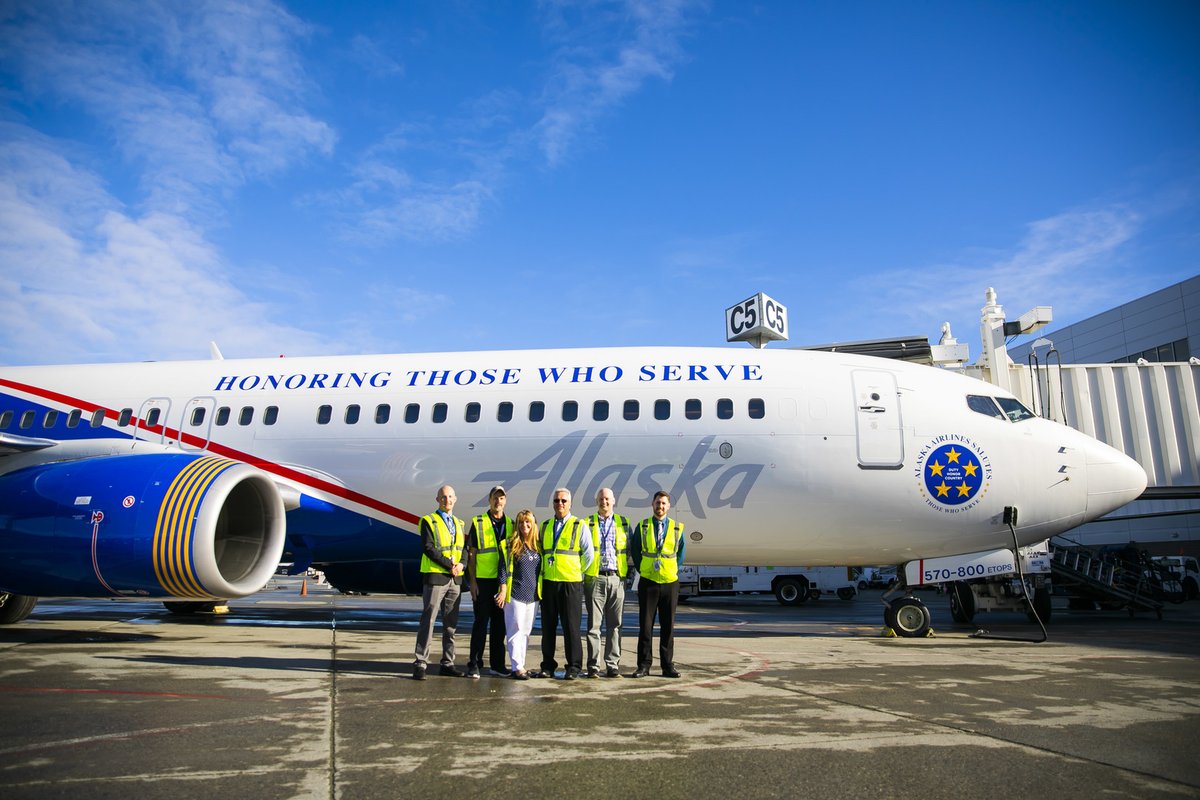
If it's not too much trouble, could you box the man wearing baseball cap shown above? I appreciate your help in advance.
[465,486,513,678]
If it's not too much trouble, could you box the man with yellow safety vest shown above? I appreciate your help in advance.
[529,487,594,680]
[583,487,632,678]
[465,486,512,679]
[630,490,686,678]
[412,484,467,681]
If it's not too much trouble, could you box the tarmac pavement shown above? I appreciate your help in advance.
[1,580,1198,799]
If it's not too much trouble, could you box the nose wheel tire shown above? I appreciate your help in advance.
[886,597,932,637]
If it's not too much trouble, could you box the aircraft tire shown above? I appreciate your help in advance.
[163,601,219,615]
[0,593,37,625]
[887,597,932,638]
[773,577,809,606]
[948,582,976,624]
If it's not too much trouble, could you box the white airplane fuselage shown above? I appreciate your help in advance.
[0,346,1147,603]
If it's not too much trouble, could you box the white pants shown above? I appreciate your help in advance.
[504,599,537,672]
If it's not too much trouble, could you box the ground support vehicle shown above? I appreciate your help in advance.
[1051,543,1180,617]
[678,565,858,606]
[1152,555,1199,601]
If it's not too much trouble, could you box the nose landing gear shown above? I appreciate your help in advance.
[883,594,933,638]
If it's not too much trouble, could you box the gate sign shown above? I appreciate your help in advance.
[725,292,788,348]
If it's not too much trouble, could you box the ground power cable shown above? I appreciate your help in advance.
[969,506,1048,643]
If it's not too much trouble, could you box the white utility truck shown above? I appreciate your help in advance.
[678,565,858,605]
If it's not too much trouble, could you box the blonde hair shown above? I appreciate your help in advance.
[510,509,539,559]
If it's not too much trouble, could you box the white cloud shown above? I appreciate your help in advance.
[855,205,1144,342]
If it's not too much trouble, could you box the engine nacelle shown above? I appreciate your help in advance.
[0,453,286,599]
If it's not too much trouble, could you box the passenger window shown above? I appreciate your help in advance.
[264,406,279,426]
[345,404,360,424]
[238,407,254,426]
[0,410,11,429]
[996,397,1035,423]
[376,404,391,424]
[145,408,160,428]
[685,399,701,420]
[593,400,609,421]
[317,405,332,425]
[90,409,105,428]
[19,410,35,429]
[966,395,1005,420]
[562,401,578,422]
[118,408,132,427]
[190,407,206,427]
[43,410,59,428]
[654,399,670,421]
[215,407,230,426]
[748,398,765,419]
[405,404,420,424]
[623,400,639,421]
[498,402,513,423]
[529,401,545,422]
[465,402,481,423]
[717,399,733,420]
[433,403,448,423]
[67,409,82,428]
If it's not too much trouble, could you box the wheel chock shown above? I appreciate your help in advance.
[882,626,897,638]
[211,604,230,615]
[924,628,936,638]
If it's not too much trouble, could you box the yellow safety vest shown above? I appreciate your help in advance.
[419,512,465,575]
[540,516,585,583]
[637,517,684,583]
[584,514,630,578]
[471,514,511,579]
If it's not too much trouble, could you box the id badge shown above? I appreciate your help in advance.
[547,555,555,566]
[653,559,663,572]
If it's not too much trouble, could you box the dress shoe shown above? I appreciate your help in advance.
[630,667,650,678]
[564,668,581,680]
[586,667,601,679]
[605,667,622,678]
[526,669,547,679]
[412,665,426,681]
[440,664,464,678]
[511,670,529,680]
[662,667,681,678]
[465,666,480,679]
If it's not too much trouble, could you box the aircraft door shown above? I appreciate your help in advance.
[852,370,904,469]
[179,397,216,451]
[135,398,171,446]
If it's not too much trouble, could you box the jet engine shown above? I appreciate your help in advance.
[0,453,286,599]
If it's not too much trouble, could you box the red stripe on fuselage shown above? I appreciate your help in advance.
[0,377,421,526]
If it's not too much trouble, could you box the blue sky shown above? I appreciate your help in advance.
[1,0,1197,366]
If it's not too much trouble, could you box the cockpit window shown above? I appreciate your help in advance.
[995,397,1035,422]
[966,394,1005,420]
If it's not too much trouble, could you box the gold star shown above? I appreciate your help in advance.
[935,482,951,497]
[945,448,962,463]
[963,462,978,477]
[957,482,973,498]
[929,460,945,477]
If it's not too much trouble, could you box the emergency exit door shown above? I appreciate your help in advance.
[852,370,904,468]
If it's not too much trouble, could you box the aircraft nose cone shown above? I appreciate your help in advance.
[1085,443,1147,520]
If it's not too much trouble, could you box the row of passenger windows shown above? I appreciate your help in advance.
[316,397,766,425]
[0,398,767,432]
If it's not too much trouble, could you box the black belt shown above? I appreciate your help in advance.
[598,569,619,576]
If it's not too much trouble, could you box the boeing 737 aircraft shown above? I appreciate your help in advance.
[0,346,1147,636]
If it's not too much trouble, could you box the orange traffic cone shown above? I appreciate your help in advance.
[300,578,308,597]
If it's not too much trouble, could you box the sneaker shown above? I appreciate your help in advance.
[526,669,547,679]
[605,667,621,678]
[586,667,601,679]
[412,665,426,681]
[564,668,581,680]
[465,666,480,679]
[440,664,464,678]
